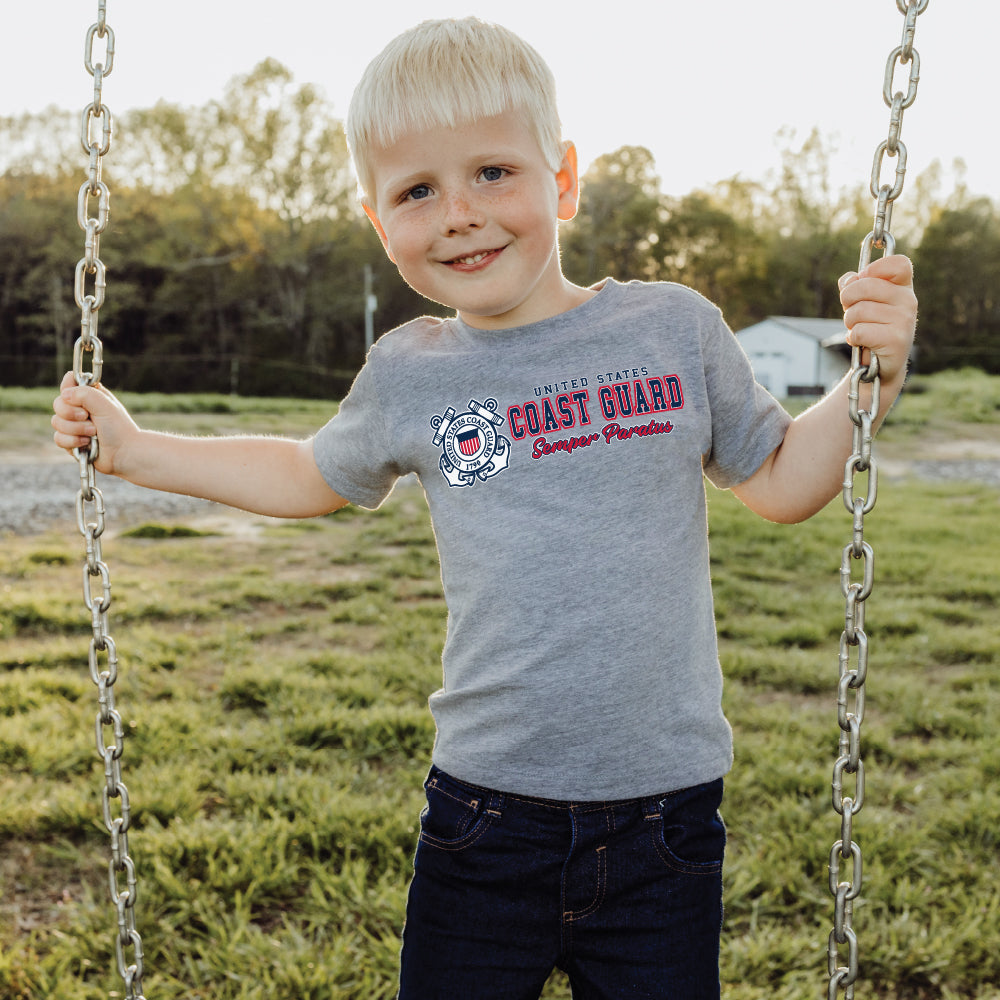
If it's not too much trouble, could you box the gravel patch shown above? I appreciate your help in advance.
[3,453,999,537]
[1,460,221,536]
[908,459,1000,487]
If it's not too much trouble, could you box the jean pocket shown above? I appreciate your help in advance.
[649,778,726,875]
[418,768,501,851]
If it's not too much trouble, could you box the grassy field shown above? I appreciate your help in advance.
[1,371,999,999]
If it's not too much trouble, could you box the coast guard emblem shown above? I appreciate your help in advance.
[431,397,511,488]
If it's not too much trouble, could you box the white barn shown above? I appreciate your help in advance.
[737,316,850,397]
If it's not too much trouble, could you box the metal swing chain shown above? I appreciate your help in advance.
[827,2,927,999]
[73,4,147,998]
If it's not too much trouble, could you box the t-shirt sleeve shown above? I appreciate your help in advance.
[311,359,403,510]
[700,311,792,489]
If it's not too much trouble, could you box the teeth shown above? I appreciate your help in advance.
[456,252,488,265]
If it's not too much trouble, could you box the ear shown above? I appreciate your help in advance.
[555,142,582,222]
[362,201,396,263]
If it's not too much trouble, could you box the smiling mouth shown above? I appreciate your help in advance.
[445,247,504,268]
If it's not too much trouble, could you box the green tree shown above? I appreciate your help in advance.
[0,171,80,386]
[561,146,665,286]
[658,184,766,331]
[914,197,1000,373]
[756,128,866,321]
[119,62,361,367]
[4,96,993,393]
[211,60,365,374]
[0,109,78,178]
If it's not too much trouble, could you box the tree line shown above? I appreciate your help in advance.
[1,60,997,397]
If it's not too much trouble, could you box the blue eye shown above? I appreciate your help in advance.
[481,166,505,182]
[406,184,431,201]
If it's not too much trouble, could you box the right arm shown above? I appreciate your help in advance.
[51,373,349,519]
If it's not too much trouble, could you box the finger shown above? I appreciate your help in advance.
[840,274,916,312]
[60,380,106,412]
[52,389,92,417]
[52,424,95,451]
[52,393,72,418]
[859,253,914,286]
[53,392,93,425]
[51,408,96,436]
[59,381,83,405]
[838,271,859,292]
[845,323,889,351]
[843,297,901,330]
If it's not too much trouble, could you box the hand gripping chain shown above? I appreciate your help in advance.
[827,4,927,998]
[73,4,147,998]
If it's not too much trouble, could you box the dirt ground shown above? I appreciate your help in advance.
[2,426,999,537]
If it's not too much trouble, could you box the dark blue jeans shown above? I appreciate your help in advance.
[398,766,726,999]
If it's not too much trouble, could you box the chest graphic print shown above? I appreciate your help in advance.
[430,369,684,488]
[431,397,512,488]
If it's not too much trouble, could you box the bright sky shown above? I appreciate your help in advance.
[7,1,997,213]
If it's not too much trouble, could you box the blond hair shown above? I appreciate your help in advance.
[347,18,564,203]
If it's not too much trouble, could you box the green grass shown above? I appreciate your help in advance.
[0,385,339,447]
[892,367,1000,427]
[1,373,999,999]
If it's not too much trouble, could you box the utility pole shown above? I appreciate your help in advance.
[364,265,377,354]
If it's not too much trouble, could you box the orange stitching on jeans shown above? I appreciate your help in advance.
[427,779,480,812]
[564,845,607,922]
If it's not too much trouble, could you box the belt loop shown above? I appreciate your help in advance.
[641,794,662,822]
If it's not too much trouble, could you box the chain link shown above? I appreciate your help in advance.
[828,4,927,998]
[72,5,147,998]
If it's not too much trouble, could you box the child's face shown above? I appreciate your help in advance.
[364,110,583,330]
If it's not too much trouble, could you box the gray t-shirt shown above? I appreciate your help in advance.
[313,278,791,800]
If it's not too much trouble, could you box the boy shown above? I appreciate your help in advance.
[52,17,917,999]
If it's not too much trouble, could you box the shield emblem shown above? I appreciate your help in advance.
[457,428,481,457]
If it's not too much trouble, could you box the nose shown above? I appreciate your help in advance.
[440,190,484,235]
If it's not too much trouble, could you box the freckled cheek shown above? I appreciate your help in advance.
[384,225,426,267]
[505,193,558,235]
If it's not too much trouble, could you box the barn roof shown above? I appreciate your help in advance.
[739,316,849,353]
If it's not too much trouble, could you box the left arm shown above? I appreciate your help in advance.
[732,254,917,524]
